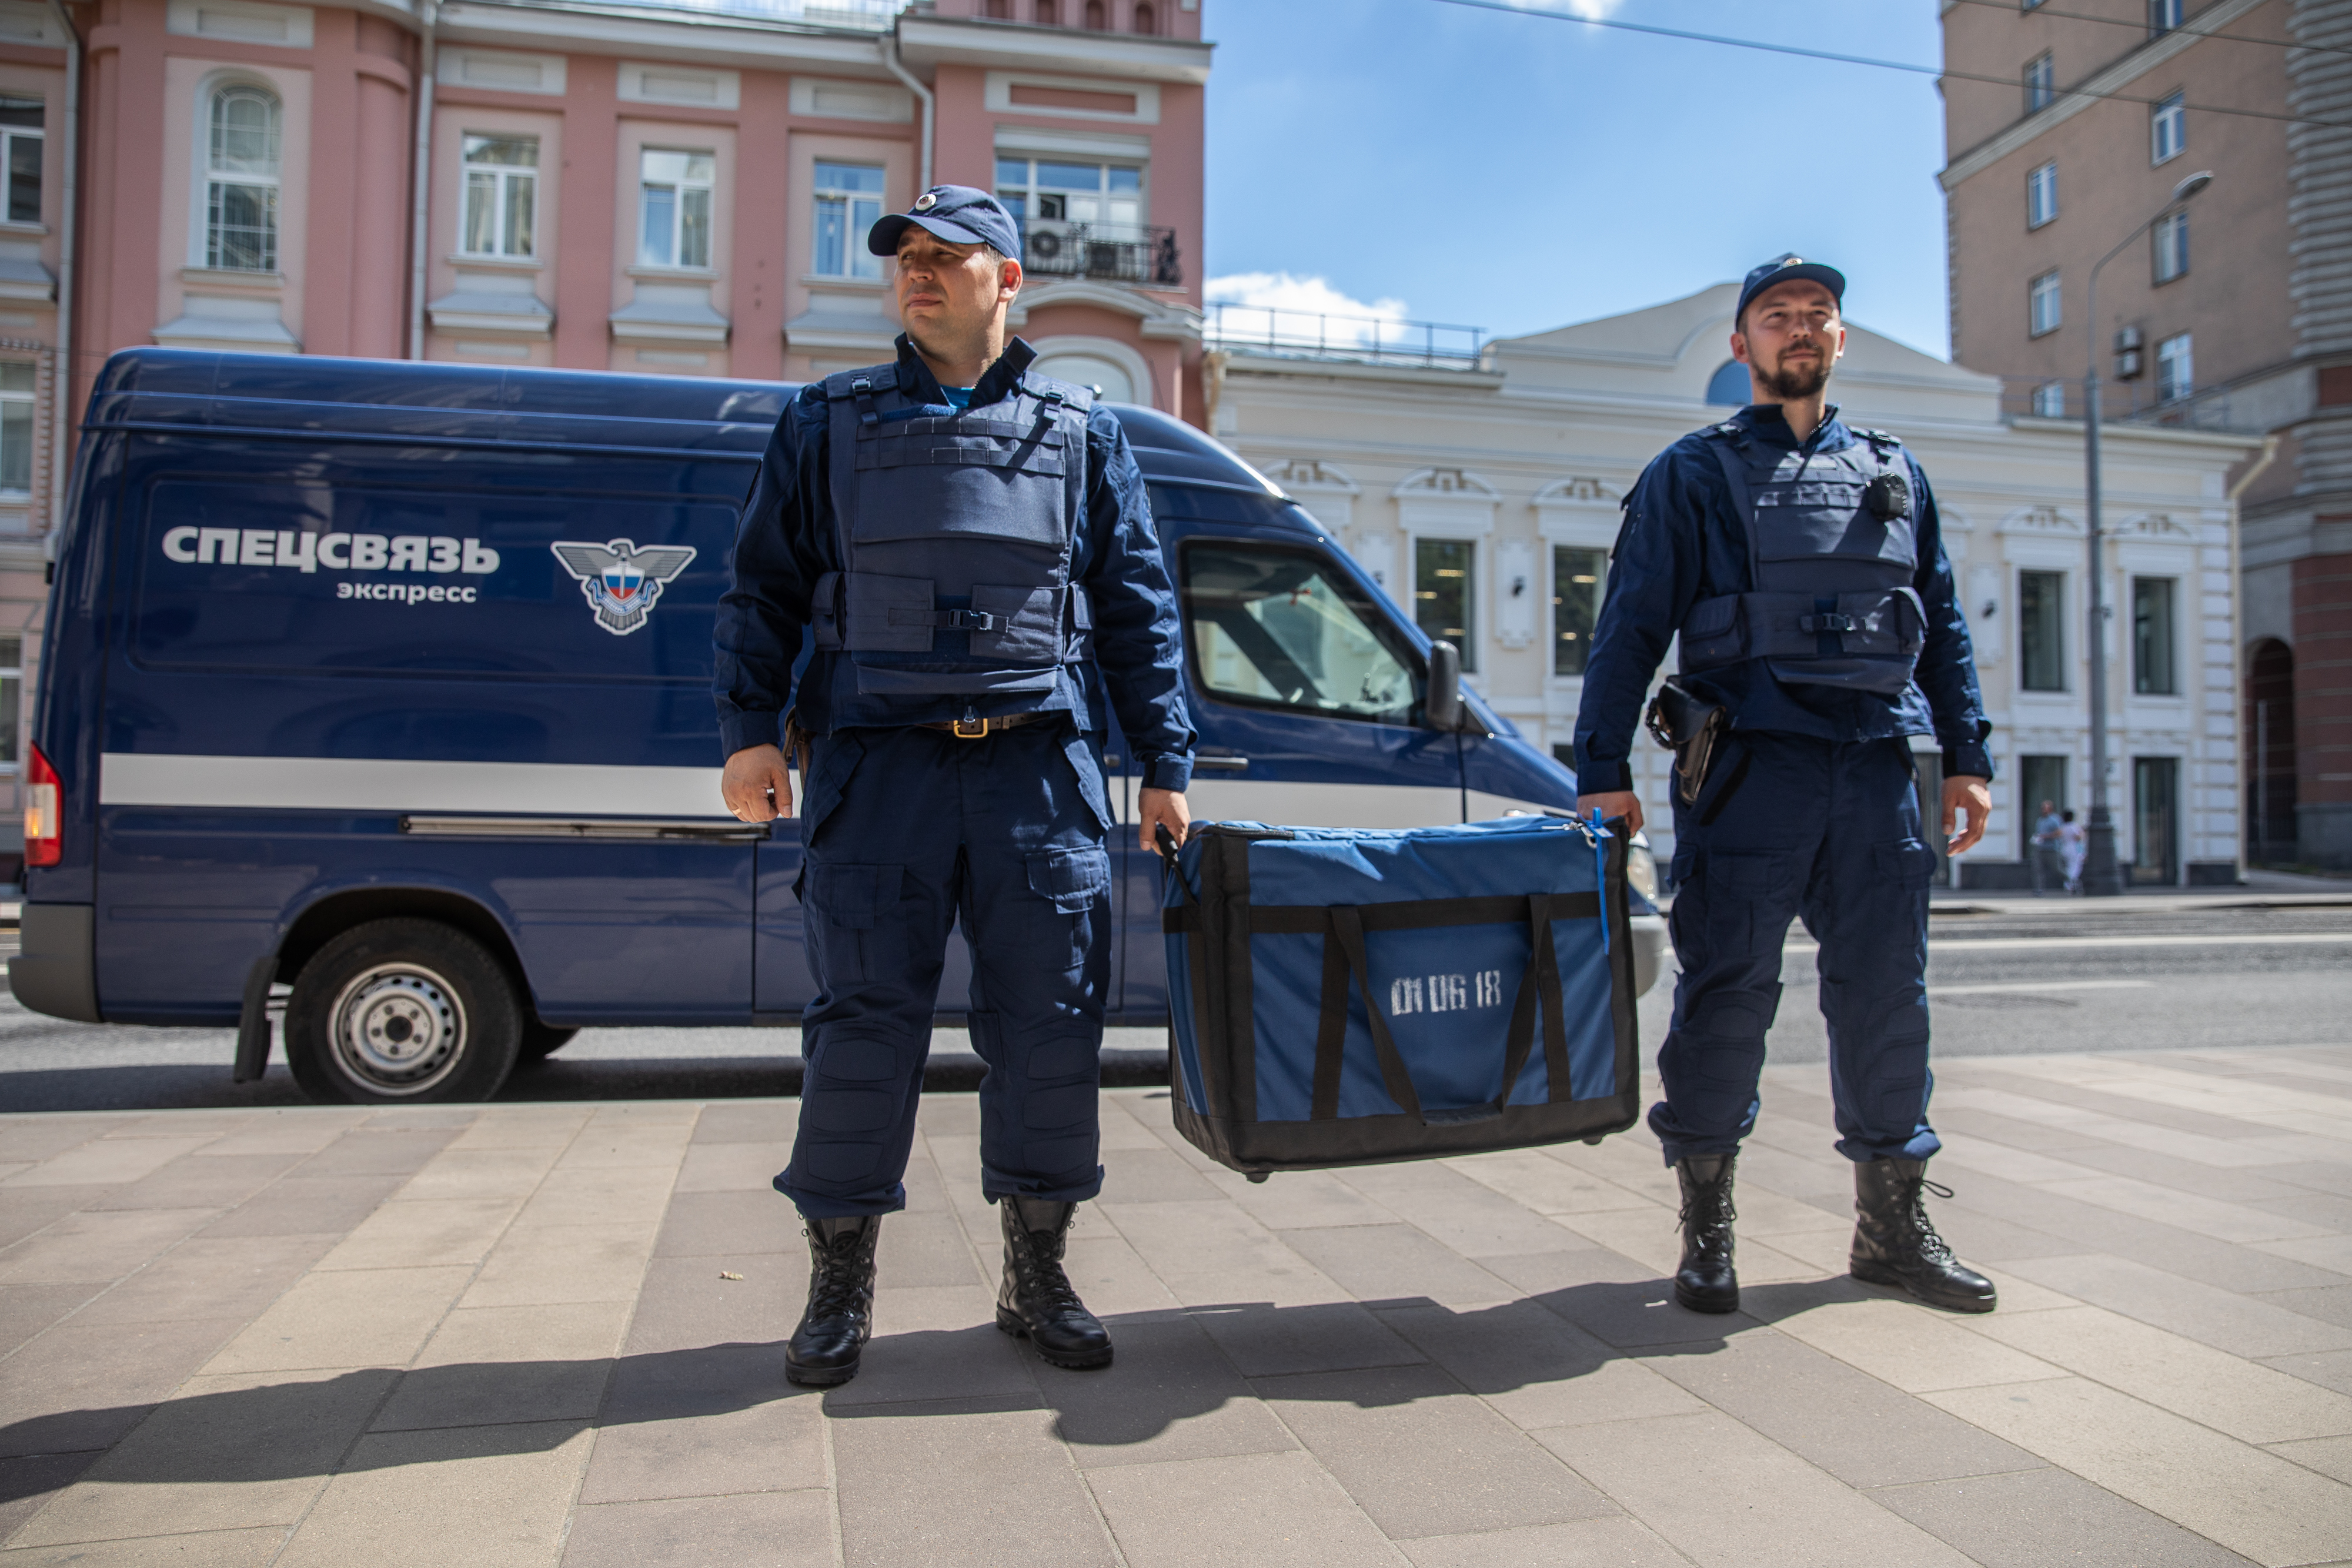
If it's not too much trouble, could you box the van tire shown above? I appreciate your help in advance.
[284,918,522,1104]
[517,1022,580,1064]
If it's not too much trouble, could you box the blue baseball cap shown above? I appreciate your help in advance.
[1736,253,1847,325]
[868,185,1024,260]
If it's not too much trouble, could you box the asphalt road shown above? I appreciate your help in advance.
[0,898,2345,1114]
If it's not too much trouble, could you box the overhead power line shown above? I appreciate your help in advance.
[1943,0,2346,60]
[1423,0,2352,132]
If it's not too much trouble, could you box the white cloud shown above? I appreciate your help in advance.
[1204,271,1410,322]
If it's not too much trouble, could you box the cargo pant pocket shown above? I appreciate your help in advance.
[1025,846,1110,970]
[799,731,867,848]
[801,861,903,987]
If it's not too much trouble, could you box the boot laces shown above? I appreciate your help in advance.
[806,1228,873,1319]
[1018,1228,1086,1316]
[1902,1176,1956,1265]
[1678,1176,1737,1238]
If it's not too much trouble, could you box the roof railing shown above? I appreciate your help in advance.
[1204,303,1487,370]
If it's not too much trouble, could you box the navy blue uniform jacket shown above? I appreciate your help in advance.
[1573,403,1993,795]
[713,336,1197,794]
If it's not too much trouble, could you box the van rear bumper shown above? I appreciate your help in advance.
[10,904,100,1022]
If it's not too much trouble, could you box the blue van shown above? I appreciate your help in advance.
[11,348,1661,1104]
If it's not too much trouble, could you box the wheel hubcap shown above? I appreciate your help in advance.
[329,963,467,1095]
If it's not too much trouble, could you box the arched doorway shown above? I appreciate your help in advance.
[1705,359,1750,407]
[2248,638,2296,864]
[1030,339,1148,405]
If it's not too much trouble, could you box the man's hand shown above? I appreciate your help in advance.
[722,744,794,823]
[1139,787,1190,855]
[1576,790,1645,836]
[1942,775,1991,856]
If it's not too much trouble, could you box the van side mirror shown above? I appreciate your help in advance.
[1426,641,1462,733]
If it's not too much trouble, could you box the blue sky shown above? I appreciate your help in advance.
[1201,1,1955,359]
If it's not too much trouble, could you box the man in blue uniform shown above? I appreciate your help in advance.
[1575,255,1999,1316]
[714,186,1196,1385]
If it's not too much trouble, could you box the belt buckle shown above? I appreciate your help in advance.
[951,716,989,740]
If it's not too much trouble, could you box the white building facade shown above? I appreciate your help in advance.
[1208,283,2256,887]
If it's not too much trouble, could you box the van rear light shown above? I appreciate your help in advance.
[24,741,59,867]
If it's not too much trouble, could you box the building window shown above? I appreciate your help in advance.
[205,84,281,272]
[1084,0,1105,27]
[2152,92,2186,163]
[812,162,886,280]
[2149,0,2183,34]
[460,134,537,259]
[996,157,1144,232]
[1036,0,1057,21]
[2153,209,2189,283]
[2024,52,2056,113]
[984,0,1009,14]
[2020,569,2065,691]
[0,99,40,226]
[2032,380,2066,417]
[0,634,19,772]
[0,362,32,495]
[2020,755,2067,844]
[1414,539,1475,674]
[1705,360,1750,407]
[2157,332,2193,401]
[1552,546,1604,677]
[2029,269,2062,337]
[2027,160,2057,229]
[2132,576,2178,696]
[1133,1,1155,30]
[638,148,714,270]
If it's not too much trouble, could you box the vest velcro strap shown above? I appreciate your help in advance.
[1799,611,1860,633]
[886,606,1000,633]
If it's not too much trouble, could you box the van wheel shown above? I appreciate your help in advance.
[285,919,522,1104]
[517,1022,580,1064]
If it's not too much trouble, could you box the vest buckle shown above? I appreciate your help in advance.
[951,716,989,739]
[1799,611,1859,634]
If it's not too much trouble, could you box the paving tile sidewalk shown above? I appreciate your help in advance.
[3,1046,2351,1567]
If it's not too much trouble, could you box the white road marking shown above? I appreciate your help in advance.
[1927,979,2154,996]
[1786,932,2352,955]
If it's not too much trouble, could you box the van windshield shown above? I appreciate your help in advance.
[1180,541,1419,726]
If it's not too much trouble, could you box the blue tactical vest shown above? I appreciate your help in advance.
[810,362,1095,697]
[1677,422,1927,696]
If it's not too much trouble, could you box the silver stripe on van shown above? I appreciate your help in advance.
[400,816,767,842]
[99,753,732,819]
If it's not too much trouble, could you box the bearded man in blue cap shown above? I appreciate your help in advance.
[714,186,1197,1385]
[1574,256,2000,1318]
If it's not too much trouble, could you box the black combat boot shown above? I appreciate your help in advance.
[784,1214,883,1386]
[1850,1159,1999,1313]
[995,1195,1113,1369]
[1673,1152,1740,1314]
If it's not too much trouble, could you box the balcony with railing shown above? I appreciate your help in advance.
[1204,303,1487,371]
[1019,222,1182,288]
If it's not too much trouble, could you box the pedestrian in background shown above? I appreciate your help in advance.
[2030,800,2065,896]
[1575,254,2000,1318]
[2059,808,2086,895]
[714,186,1197,1386]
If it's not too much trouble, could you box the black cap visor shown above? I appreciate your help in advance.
[868,212,1003,257]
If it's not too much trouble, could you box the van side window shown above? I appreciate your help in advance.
[1181,542,1419,725]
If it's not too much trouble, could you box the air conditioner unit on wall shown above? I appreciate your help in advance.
[1023,219,1077,273]
[2114,325,2146,379]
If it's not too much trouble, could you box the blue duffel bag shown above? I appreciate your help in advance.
[1159,815,1642,1179]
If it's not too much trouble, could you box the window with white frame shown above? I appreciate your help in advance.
[811,161,885,280]
[2151,92,2186,163]
[2149,0,2183,34]
[638,148,714,270]
[2153,209,2189,283]
[1552,546,1604,677]
[2032,380,2066,417]
[2020,569,2066,691]
[2133,576,2178,695]
[995,156,1144,232]
[461,134,537,259]
[1414,538,1475,674]
[2030,269,2062,336]
[205,83,281,272]
[0,634,20,772]
[0,99,40,226]
[2027,160,2057,228]
[0,363,31,495]
[2156,332,2193,402]
[2024,53,2055,113]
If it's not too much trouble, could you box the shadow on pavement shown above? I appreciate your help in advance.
[0,1276,1889,1497]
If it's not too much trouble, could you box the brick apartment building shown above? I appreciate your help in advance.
[0,0,1211,871]
[1939,0,2350,868]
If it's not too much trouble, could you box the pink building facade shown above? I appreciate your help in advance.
[0,0,1210,869]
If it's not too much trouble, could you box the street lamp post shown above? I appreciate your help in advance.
[2078,169,2213,897]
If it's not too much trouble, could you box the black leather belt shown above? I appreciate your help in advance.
[920,712,1055,740]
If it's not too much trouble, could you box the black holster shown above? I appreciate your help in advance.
[1645,678,1730,806]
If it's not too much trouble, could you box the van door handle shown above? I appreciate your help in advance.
[1194,757,1250,773]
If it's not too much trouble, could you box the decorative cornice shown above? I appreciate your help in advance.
[896,14,1212,85]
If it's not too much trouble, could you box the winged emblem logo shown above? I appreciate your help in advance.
[549,539,698,636]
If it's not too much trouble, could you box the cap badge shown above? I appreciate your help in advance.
[1780,256,1803,268]
[914,191,938,212]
